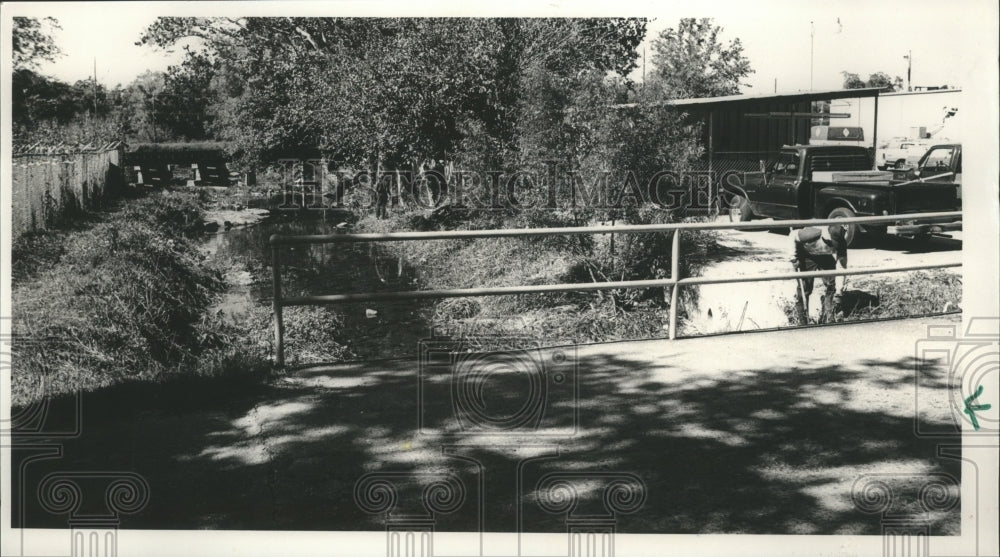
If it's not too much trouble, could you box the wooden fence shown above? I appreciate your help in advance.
[10,145,126,238]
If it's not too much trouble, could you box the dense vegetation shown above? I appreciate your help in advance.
[11,16,756,395]
[9,16,964,402]
[130,16,753,335]
[10,190,271,406]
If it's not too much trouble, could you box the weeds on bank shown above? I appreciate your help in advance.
[779,270,961,326]
[10,188,273,407]
[844,270,961,318]
[354,207,718,343]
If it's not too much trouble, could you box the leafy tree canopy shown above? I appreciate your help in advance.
[649,18,753,99]
[12,16,62,70]
[138,17,648,169]
[841,70,904,92]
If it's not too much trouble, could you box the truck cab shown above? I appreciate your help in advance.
[734,145,876,220]
[728,144,959,245]
[908,143,961,207]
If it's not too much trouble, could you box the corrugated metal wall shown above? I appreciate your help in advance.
[683,99,814,214]
[707,99,813,161]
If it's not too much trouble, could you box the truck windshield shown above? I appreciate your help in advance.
[920,147,955,172]
[772,152,798,175]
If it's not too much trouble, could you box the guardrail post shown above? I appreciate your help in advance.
[271,238,285,367]
[669,229,680,340]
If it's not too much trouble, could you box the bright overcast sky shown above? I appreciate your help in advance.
[4,0,996,93]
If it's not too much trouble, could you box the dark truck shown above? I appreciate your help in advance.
[894,143,962,206]
[726,144,960,245]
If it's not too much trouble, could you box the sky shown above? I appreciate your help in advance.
[4,0,995,93]
[633,2,984,93]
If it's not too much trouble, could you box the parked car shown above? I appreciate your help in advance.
[726,144,960,245]
[877,137,935,170]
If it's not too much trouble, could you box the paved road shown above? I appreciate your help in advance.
[13,315,967,537]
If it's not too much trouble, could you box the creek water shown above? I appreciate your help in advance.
[200,218,437,361]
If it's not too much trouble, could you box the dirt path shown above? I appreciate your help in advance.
[683,218,962,335]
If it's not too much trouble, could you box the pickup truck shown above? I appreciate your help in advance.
[726,144,959,245]
[894,143,962,207]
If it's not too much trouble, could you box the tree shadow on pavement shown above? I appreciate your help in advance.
[854,234,961,254]
[12,341,961,535]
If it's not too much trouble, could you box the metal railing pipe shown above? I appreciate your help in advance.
[268,212,962,364]
[269,211,961,246]
[277,261,960,307]
[271,240,285,367]
[669,230,681,340]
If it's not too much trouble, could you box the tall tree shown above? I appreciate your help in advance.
[649,18,753,99]
[12,17,62,70]
[123,71,168,142]
[138,17,647,172]
[158,53,219,140]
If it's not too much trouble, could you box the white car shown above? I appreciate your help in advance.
[877,138,934,169]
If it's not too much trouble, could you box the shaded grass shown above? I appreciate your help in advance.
[11,205,112,282]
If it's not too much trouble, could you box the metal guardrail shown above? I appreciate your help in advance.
[268,211,962,365]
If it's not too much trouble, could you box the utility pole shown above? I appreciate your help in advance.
[809,21,815,90]
[93,58,98,116]
[642,46,646,87]
[904,50,912,91]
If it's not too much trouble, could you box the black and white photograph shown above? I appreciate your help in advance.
[1,1,998,556]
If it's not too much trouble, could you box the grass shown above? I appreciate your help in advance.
[10,188,273,407]
[842,270,961,318]
[780,269,961,325]
[354,208,718,344]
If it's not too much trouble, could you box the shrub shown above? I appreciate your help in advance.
[120,189,208,236]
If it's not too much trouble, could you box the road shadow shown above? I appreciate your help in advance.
[854,234,962,254]
[12,337,961,535]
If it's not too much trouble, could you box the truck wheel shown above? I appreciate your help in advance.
[827,207,858,246]
[729,194,753,222]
